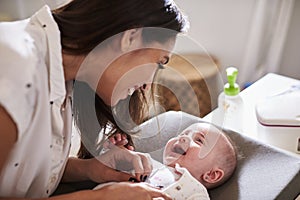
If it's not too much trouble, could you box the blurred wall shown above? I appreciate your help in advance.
[175,0,300,85]
[279,0,300,80]
[174,0,255,85]
[0,0,69,21]
[1,0,299,83]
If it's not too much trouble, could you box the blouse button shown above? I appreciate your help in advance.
[50,176,57,183]
[176,185,181,191]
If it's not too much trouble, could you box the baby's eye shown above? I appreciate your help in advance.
[179,130,190,136]
[195,137,204,144]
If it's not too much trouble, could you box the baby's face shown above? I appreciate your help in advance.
[163,123,224,179]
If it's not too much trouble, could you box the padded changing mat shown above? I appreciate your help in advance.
[134,111,300,200]
[210,128,300,200]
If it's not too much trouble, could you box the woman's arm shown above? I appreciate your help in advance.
[0,105,17,175]
[61,157,132,183]
[62,145,153,183]
[0,190,106,200]
[0,106,170,199]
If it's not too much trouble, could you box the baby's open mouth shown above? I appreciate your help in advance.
[172,145,186,155]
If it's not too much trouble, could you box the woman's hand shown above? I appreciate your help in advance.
[88,146,152,182]
[93,182,172,200]
[47,182,171,200]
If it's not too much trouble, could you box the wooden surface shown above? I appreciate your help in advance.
[155,54,221,117]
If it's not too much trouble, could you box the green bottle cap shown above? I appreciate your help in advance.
[224,67,240,96]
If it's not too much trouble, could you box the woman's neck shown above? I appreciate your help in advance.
[62,53,85,81]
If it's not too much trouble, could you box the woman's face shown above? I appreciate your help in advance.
[97,38,175,106]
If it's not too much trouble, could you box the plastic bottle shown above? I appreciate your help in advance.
[218,67,244,132]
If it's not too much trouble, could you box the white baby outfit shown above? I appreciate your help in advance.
[93,159,210,200]
[147,161,210,200]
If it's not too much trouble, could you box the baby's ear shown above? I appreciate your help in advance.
[202,168,224,184]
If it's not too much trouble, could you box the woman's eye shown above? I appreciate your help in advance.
[157,56,169,69]
[162,56,169,65]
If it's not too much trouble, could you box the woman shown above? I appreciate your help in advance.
[0,0,188,199]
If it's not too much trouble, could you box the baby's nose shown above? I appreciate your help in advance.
[179,135,191,144]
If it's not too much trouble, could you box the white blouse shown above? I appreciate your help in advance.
[0,5,72,198]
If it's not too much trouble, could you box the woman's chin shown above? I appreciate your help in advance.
[111,94,131,107]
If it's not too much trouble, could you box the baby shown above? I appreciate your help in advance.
[95,122,237,199]
[145,122,237,199]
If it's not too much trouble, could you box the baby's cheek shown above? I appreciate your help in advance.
[186,148,203,161]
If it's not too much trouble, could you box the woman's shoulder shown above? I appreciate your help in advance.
[0,19,41,79]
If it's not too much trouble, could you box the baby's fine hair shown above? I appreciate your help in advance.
[210,131,237,189]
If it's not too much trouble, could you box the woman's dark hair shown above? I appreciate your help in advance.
[52,0,188,55]
[52,0,189,158]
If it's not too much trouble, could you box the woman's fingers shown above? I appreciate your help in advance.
[126,151,152,182]
[142,153,153,174]
[150,190,172,200]
[138,153,152,181]
[131,156,143,182]
[97,146,153,182]
[138,183,172,200]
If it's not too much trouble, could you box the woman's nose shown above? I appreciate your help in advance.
[141,83,151,91]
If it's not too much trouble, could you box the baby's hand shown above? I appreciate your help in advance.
[104,133,134,151]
